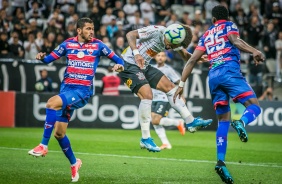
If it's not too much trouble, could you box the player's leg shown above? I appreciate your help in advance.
[136,85,161,152]
[119,62,160,152]
[210,76,234,183]
[159,118,185,135]
[147,67,212,133]
[136,84,153,139]
[54,121,82,182]
[151,102,171,149]
[152,101,185,136]
[28,95,62,157]
[241,98,261,125]
[225,69,261,142]
[54,90,89,182]
[231,97,261,143]
[152,112,171,149]
[215,110,234,184]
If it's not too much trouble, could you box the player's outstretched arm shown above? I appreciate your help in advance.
[228,34,265,64]
[36,43,66,64]
[177,49,192,61]
[173,49,205,102]
[177,49,208,63]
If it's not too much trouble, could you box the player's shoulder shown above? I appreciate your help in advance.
[157,64,174,71]
[226,21,235,25]
[139,25,165,32]
[64,37,76,42]
[89,38,106,46]
[225,21,238,30]
[61,37,79,46]
[219,21,235,28]
[163,64,175,70]
[91,38,103,43]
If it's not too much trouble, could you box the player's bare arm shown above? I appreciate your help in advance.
[173,49,205,102]
[177,49,208,63]
[228,34,265,64]
[177,49,192,61]
[171,24,207,64]
[126,30,145,69]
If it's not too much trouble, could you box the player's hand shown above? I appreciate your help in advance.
[198,55,208,63]
[36,52,46,60]
[135,54,145,69]
[253,50,265,65]
[173,87,184,103]
[112,64,124,72]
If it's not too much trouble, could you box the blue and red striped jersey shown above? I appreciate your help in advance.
[196,20,241,70]
[42,36,123,92]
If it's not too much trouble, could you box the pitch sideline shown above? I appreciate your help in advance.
[0,146,281,168]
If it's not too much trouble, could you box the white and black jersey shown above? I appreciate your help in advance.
[121,25,166,69]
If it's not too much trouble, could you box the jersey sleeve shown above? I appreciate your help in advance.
[167,67,180,83]
[226,22,239,37]
[42,42,67,64]
[99,42,124,65]
[195,36,206,52]
[137,25,162,41]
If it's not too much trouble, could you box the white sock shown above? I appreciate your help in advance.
[166,87,194,123]
[153,125,169,144]
[71,162,77,167]
[40,143,48,148]
[159,117,180,126]
[139,99,152,139]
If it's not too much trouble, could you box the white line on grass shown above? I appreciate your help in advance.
[1,146,281,168]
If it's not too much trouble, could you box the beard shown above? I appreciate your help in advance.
[81,31,91,42]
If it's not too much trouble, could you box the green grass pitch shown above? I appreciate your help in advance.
[0,128,281,184]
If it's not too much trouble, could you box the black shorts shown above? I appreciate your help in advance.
[152,101,171,117]
[119,62,164,94]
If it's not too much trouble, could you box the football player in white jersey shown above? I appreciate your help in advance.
[151,52,186,150]
[120,24,213,152]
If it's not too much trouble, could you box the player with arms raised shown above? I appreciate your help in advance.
[28,17,124,182]
[173,5,264,183]
[120,24,213,152]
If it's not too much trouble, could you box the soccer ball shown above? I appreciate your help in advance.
[164,24,186,45]
[35,82,44,91]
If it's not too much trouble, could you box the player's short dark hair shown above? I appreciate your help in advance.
[180,24,193,48]
[212,5,229,21]
[76,17,93,29]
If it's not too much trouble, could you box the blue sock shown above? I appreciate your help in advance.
[216,121,230,162]
[58,135,76,165]
[41,109,56,146]
[241,104,261,125]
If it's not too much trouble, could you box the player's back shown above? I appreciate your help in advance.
[197,20,241,72]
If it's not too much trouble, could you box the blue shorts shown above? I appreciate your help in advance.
[209,66,256,114]
[57,87,91,122]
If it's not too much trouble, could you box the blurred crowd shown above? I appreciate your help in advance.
[0,0,282,99]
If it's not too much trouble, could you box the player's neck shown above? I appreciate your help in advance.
[77,36,89,44]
